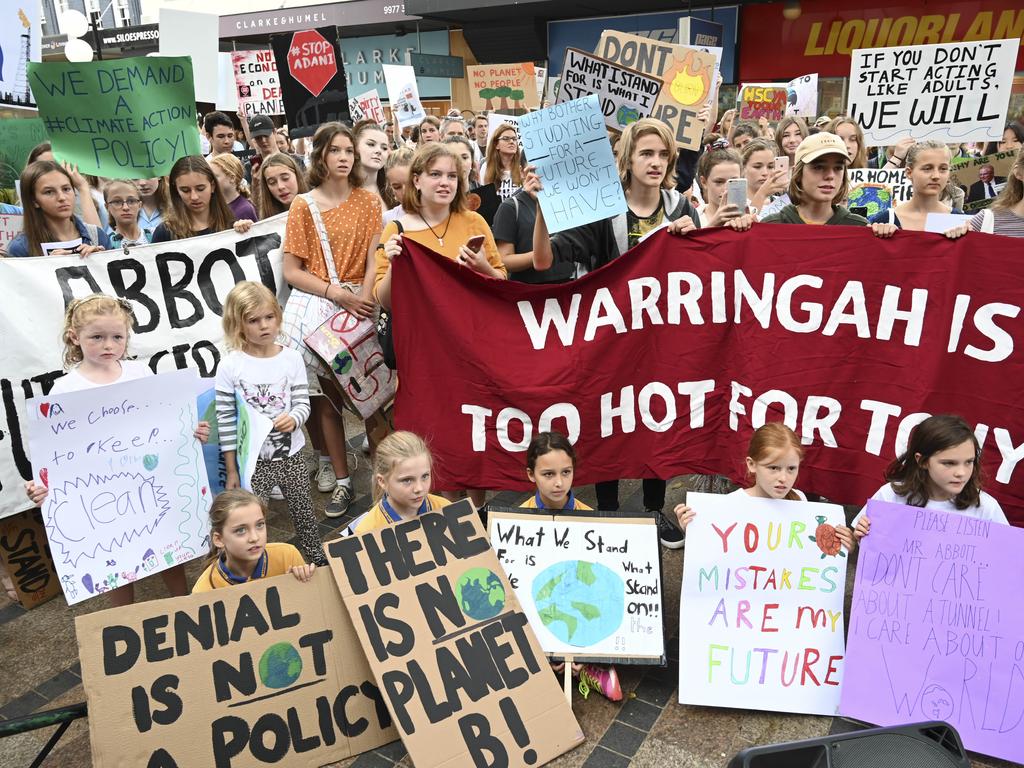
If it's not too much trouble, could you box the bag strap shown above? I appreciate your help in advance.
[301,192,341,285]
[394,220,404,234]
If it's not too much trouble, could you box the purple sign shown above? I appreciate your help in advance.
[841,500,1024,764]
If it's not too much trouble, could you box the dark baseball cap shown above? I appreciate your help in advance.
[249,115,274,137]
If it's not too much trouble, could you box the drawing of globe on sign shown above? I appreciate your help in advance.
[532,561,624,647]
[259,641,303,689]
[287,29,337,97]
[455,567,506,620]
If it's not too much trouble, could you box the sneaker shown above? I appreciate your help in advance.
[269,486,284,500]
[315,462,338,493]
[577,664,623,702]
[655,510,685,549]
[325,484,353,518]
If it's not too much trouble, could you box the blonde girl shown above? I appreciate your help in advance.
[741,138,788,217]
[343,431,450,535]
[255,152,309,219]
[354,119,398,210]
[827,117,868,169]
[209,153,258,222]
[192,489,315,592]
[104,179,152,248]
[383,147,414,223]
[674,423,854,552]
[24,294,209,605]
[216,281,326,566]
[869,140,967,238]
[774,115,809,165]
[482,122,524,200]
[135,176,169,230]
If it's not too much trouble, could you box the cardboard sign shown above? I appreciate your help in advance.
[679,493,849,715]
[382,64,426,129]
[326,500,585,768]
[271,26,351,139]
[518,95,627,234]
[738,83,789,121]
[304,311,396,420]
[467,63,540,113]
[951,149,1019,212]
[0,215,288,520]
[75,568,398,768]
[351,89,386,125]
[841,501,1024,764]
[0,118,47,203]
[0,213,22,253]
[786,73,818,117]
[0,508,61,609]
[596,30,714,150]
[232,50,285,118]
[25,369,211,604]
[847,38,1018,145]
[488,508,665,662]
[27,57,202,178]
[0,4,39,110]
[556,48,661,132]
[847,167,914,216]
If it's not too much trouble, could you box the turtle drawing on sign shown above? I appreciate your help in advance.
[809,515,846,558]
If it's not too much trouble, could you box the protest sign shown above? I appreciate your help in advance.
[0,5,39,110]
[518,95,626,233]
[388,227,1024,525]
[556,48,661,132]
[678,493,848,715]
[841,501,1024,764]
[786,73,818,117]
[0,118,47,203]
[847,38,1018,145]
[25,369,210,605]
[0,508,61,609]
[76,568,398,768]
[382,64,425,129]
[534,67,547,104]
[596,30,715,150]
[0,213,22,253]
[0,214,288,519]
[326,500,585,767]
[349,89,386,125]
[466,63,540,113]
[159,8,219,104]
[27,57,201,178]
[489,508,665,662]
[738,83,789,121]
[216,53,239,114]
[235,393,273,492]
[924,213,971,233]
[232,50,285,119]
[952,150,1019,212]
[271,26,350,139]
[847,167,913,216]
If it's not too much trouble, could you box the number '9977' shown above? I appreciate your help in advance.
[383,4,405,14]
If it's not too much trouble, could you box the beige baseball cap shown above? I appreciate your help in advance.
[795,132,850,164]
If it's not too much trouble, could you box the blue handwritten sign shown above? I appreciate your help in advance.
[518,94,627,233]
[26,369,211,605]
[841,500,1024,764]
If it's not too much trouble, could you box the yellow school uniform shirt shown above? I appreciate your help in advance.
[346,493,451,536]
[192,542,306,593]
[519,492,593,511]
[374,210,507,301]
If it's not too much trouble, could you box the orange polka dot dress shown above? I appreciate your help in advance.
[283,188,383,282]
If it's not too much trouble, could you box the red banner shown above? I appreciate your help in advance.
[392,228,1024,525]
[740,0,1024,81]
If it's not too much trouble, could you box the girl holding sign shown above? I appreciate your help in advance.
[674,424,854,553]
[152,156,252,243]
[24,294,210,606]
[342,431,451,536]
[853,415,1009,541]
[192,489,315,592]
[6,161,112,257]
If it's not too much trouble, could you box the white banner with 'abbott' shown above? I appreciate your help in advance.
[0,215,287,519]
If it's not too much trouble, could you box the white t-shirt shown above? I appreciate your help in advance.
[50,359,152,395]
[853,483,1008,527]
[727,487,807,501]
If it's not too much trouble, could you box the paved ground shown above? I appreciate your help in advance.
[0,414,1017,767]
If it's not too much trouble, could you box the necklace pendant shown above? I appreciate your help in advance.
[438,238,443,246]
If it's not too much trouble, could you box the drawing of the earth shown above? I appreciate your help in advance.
[259,642,303,689]
[532,561,624,647]
[455,567,506,620]
[848,183,893,217]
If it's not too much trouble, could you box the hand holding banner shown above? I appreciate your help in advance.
[27,56,201,178]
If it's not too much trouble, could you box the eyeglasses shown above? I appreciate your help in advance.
[108,198,141,207]
[498,135,519,143]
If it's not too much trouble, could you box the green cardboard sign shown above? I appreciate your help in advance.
[27,56,202,178]
[0,118,48,204]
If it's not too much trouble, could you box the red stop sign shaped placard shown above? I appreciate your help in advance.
[287,29,337,97]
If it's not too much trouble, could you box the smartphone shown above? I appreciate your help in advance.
[773,155,790,177]
[850,206,869,218]
[465,234,486,251]
[726,178,748,209]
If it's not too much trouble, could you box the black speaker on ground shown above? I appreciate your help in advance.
[727,721,970,768]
